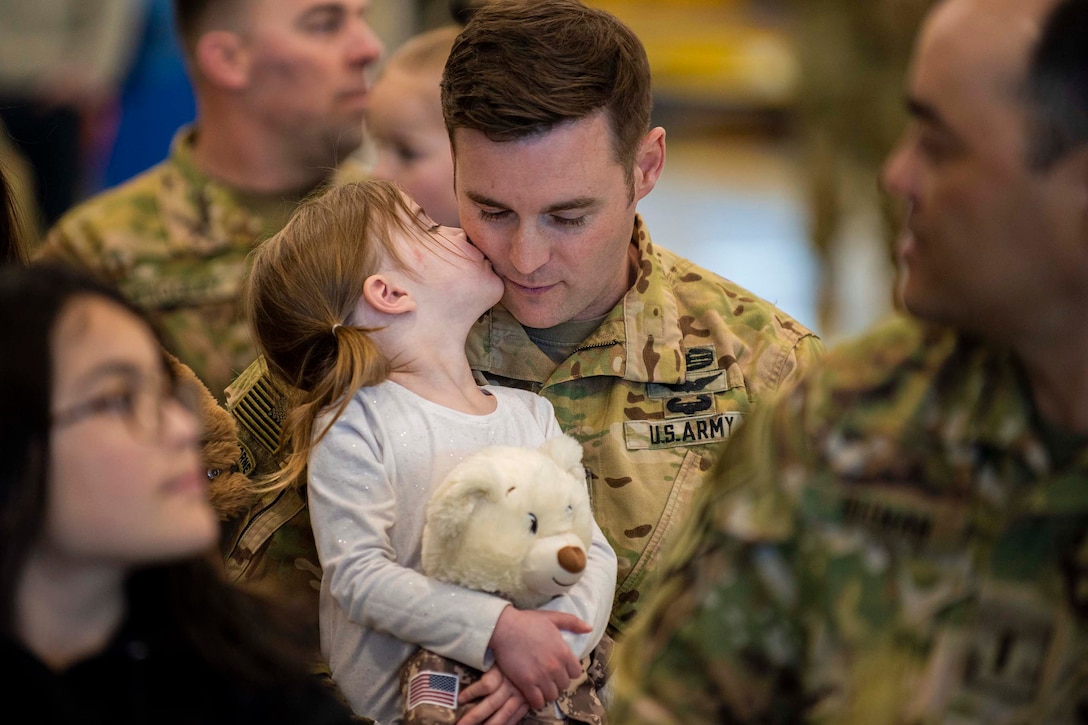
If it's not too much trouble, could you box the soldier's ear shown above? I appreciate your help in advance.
[632,127,666,204]
[195,30,249,91]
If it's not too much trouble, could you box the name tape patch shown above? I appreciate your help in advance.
[625,412,742,450]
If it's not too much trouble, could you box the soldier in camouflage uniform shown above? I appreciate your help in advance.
[610,0,1088,720]
[222,0,824,653]
[32,0,382,402]
[444,0,824,635]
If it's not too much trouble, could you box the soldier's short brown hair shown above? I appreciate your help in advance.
[440,0,653,190]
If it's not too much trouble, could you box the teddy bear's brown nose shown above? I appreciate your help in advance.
[557,546,586,574]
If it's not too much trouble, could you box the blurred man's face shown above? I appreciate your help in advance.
[242,0,383,163]
[881,0,1084,343]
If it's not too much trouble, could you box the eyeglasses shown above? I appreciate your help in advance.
[52,378,201,443]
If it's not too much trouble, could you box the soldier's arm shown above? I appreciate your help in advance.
[777,332,827,395]
[609,391,816,723]
[219,356,304,564]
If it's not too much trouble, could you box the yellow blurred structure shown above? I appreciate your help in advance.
[592,0,934,338]
[589,0,798,111]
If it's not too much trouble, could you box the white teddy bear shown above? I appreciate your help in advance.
[421,434,593,609]
[399,435,612,725]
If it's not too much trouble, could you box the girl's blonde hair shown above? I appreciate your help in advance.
[245,180,419,492]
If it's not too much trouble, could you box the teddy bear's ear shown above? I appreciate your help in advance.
[539,435,585,482]
[421,469,501,574]
[164,352,256,520]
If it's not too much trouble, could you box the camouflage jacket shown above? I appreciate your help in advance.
[610,315,1088,724]
[34,127,363,402]
[467,216,824,632]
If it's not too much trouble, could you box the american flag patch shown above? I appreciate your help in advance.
[406,670,459,710]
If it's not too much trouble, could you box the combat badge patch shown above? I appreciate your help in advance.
[625,346,745,450]
[960,586,1055,708]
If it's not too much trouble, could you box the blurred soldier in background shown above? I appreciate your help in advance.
[611,0,1088,720]
[34,0,382,402]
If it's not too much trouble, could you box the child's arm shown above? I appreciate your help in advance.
[309,403,510,670]
[487,605,590,710]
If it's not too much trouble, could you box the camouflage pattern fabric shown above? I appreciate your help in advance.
[400,635,614,725]
[219,357,321,638]
[467,215,824,633]
[33,128,269,401]
[33,127,366,403]
[609,314,1088,723]
[217,216,822,643]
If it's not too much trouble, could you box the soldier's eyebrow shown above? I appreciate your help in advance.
[464,190,598,214]
[543,197,598,214]
[463,190,512,210]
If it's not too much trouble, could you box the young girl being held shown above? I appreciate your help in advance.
[246,181,616,725]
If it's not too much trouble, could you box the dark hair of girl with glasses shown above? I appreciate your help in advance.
[0,263,358,724]
[1,159,26,266]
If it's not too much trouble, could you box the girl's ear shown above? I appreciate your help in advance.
[361,273,416,315]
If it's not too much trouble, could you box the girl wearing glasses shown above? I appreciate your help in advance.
[0,263,358,724]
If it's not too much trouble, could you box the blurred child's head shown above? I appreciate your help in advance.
[367,25,461,228]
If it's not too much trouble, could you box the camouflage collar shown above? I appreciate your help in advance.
[934,332,1056,478]
[156,126,286,257]
[947,336,1088,477]
[828,317,1084,481]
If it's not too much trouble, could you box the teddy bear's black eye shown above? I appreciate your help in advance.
[528,513,538,535]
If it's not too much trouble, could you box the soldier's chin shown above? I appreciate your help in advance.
[896,273,924,317]
[501,292,561,330]
[898,275,953,327]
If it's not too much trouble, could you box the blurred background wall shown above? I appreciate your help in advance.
[0,0,933,343]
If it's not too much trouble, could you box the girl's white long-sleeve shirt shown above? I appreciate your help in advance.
[309,382,617,724]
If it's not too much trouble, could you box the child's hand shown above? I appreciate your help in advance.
[456,666,530,725]
[487,606,591,709]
